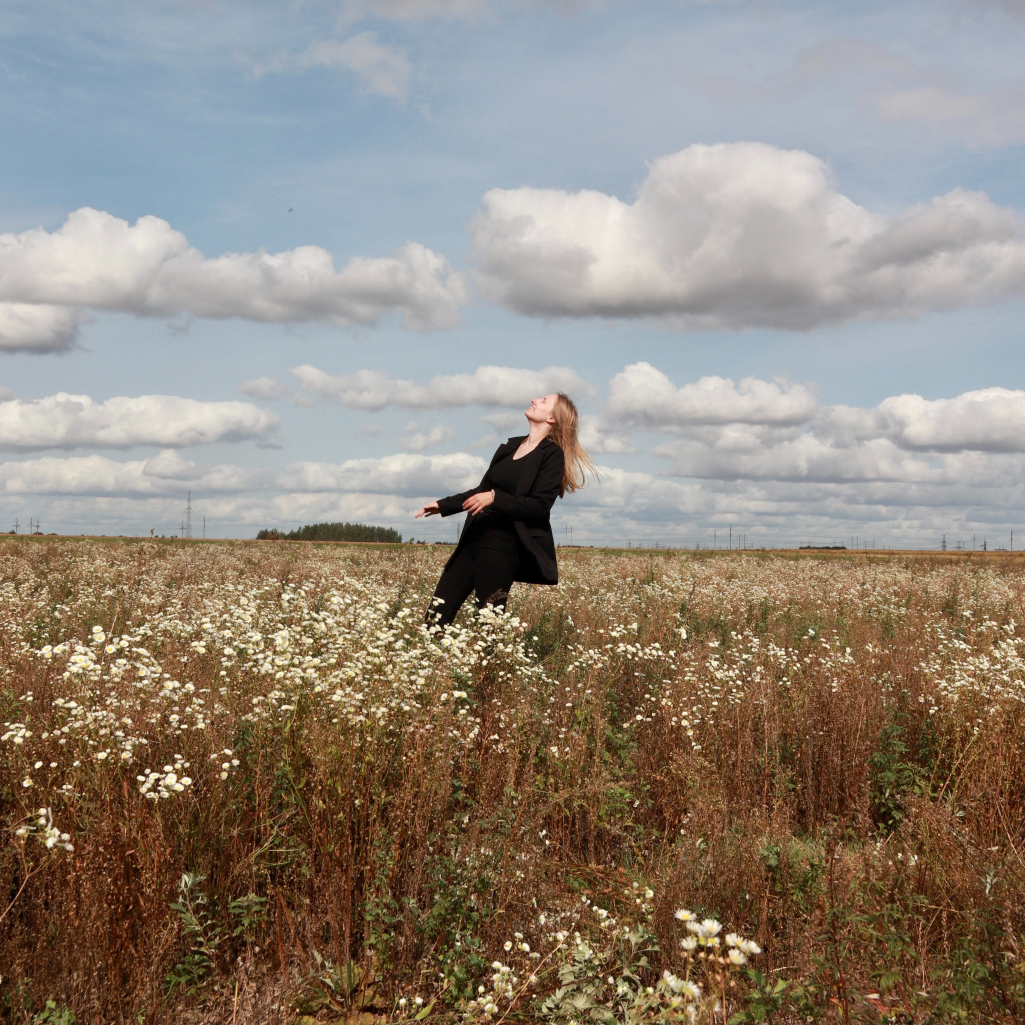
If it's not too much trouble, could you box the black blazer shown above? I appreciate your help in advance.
[436,436,564,585]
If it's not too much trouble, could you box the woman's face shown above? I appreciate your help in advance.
[525,393,559,425]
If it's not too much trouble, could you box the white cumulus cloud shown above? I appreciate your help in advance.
[0,303,85,353]
[820,388,1025,453]
[654,433,942,485]
[274,452,485,496]
[606,362,817,428]
[470,142,1025,329]
[0,450,484,500]
[595,365,1025,494]
[290,363,591,409]
[0,393,279,452]
[397,421,457,451]
[0,208,467,342]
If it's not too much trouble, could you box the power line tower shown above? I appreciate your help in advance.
[184,492,193,540]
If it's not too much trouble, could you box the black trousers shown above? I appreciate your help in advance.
[426,538,522,627]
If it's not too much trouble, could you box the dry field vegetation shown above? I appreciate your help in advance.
[2,538,1024,1025]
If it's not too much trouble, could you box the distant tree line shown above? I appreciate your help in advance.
[256,521,402,543]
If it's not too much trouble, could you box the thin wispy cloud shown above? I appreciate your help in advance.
[290,364,592,409]
[238,377,290,401]
[256,33,413,101]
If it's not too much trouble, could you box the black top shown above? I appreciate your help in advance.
[436,436,565,585]
[464,451,530,553]
[488,451,530,494]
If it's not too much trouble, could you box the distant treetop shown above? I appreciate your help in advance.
[256,521,402,543]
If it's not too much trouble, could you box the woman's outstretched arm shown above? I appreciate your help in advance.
[417,477,491,518]
[414,441,513,519]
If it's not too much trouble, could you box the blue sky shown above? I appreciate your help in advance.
[1,0,1024,547]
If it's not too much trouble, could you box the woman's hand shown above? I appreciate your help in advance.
[415,502,440,518]
[463,490,495,516]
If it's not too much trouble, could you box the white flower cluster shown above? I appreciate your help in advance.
[210,747,240,780]
[465,961,519,1019]
[1,723,31,745]
[661,970,701,1002]
[675,908,760,965]
[14,807,73,852]
[724,931,762,965]
[137,758,193,799]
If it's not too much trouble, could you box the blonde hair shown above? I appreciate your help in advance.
[549,393,597,497]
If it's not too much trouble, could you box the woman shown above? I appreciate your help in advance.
[415,392,594,627]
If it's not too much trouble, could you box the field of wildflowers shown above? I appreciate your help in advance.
[1,538,1024,1024]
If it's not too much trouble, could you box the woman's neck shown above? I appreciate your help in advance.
[525,421,552,447]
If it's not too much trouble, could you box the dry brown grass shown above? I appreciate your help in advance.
[1,538,1024,1024]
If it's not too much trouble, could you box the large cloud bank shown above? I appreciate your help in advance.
[7,143,1025,353]
[0,208,468,351]
[470,142,1025,329]
[4,367,1025,545]
[604,363,1025,487]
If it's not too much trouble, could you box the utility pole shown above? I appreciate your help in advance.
[729,525,732,550]
[973,533,976,552]
[203,515,206,540]
[714,529,716,550]
[184,492,193,540]
[942,533,946,552]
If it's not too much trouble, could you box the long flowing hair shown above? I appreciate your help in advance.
[549,393,597,497]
